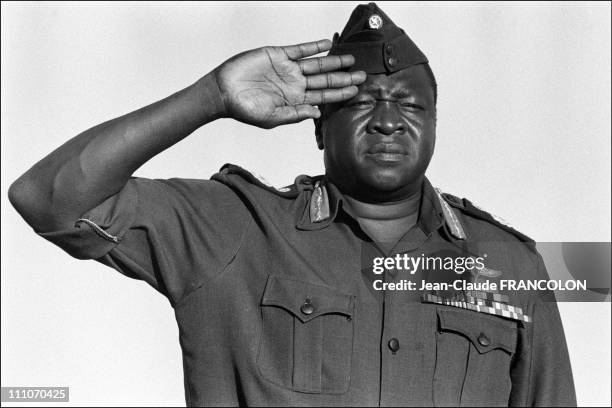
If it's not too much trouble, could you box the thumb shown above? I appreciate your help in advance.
[268,105,321,127]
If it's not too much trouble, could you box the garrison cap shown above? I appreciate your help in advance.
[328,2,428,74]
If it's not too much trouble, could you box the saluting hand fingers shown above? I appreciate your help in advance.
[298,54,355,75]
[304,86,360,105]
[306,71,366,90]
[282,39,331,60]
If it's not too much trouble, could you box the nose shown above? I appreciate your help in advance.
[367,101,405,136]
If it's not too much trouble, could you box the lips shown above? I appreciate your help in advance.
[367,143,408,155]
[365,143,409,163]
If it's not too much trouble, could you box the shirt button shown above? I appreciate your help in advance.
[300,299,314,315]
[388,57,397,67]
[388,338,400,353]
[478,333,490,347]
[385,44,394,54]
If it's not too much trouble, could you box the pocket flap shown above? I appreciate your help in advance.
[261,276,354,323]
[437,308,517,354]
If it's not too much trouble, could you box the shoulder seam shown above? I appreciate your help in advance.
[441,194,535,245]
[215,163,301,198]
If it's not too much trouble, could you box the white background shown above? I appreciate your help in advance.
[2,2,610,406]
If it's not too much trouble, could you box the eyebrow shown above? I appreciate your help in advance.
[359,85,414,99]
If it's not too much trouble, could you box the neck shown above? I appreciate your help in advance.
[343,188,422,220]
[334,175,425,202]
[327,172,426,204]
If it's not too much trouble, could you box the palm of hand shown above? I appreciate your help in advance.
[218,47,306,128]
[214,40,365,129]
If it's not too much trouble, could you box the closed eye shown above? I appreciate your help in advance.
[351,100,375,107]
[400,102,425,111]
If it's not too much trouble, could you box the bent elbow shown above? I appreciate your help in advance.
[8,175,58,232]
[8,176,34,216]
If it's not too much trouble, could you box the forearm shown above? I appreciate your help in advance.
[9,72,225,232]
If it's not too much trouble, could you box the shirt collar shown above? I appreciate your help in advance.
[295,176,466,242]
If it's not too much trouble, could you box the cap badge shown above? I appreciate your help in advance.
[368,14,383,29]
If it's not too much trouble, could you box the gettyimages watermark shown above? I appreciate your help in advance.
[360,241,611,302]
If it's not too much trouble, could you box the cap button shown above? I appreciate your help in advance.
[385,44,394,54]
[388,57,397,67]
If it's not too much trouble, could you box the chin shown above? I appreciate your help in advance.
[373,165,415,186]
[361,170,411,193]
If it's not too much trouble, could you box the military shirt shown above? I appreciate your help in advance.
[39,164,577,407]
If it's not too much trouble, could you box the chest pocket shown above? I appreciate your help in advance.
[433,307,518,407]
[258,275,355,394]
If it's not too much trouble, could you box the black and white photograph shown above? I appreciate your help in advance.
[1,2,610,406]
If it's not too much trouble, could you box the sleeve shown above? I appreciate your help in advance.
[509,254,577,407]
[36,177,252,305]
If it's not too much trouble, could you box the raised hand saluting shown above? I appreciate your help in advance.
[9,40,366,233]
[214,39,366,129]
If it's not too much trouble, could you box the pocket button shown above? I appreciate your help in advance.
[300,299,314,315]
[478,332,490,347]
[388,338,400,353]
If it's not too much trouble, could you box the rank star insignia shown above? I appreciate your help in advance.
[368,14,383,29]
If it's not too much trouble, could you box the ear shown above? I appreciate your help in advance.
[314,117,324,150]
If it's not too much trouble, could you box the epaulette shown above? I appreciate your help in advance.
[214,163,300,198]
[441,192,535,245]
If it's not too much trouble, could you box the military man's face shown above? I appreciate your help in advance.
[317,64,436,202]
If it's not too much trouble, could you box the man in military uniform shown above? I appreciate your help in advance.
[9,3,576,406]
